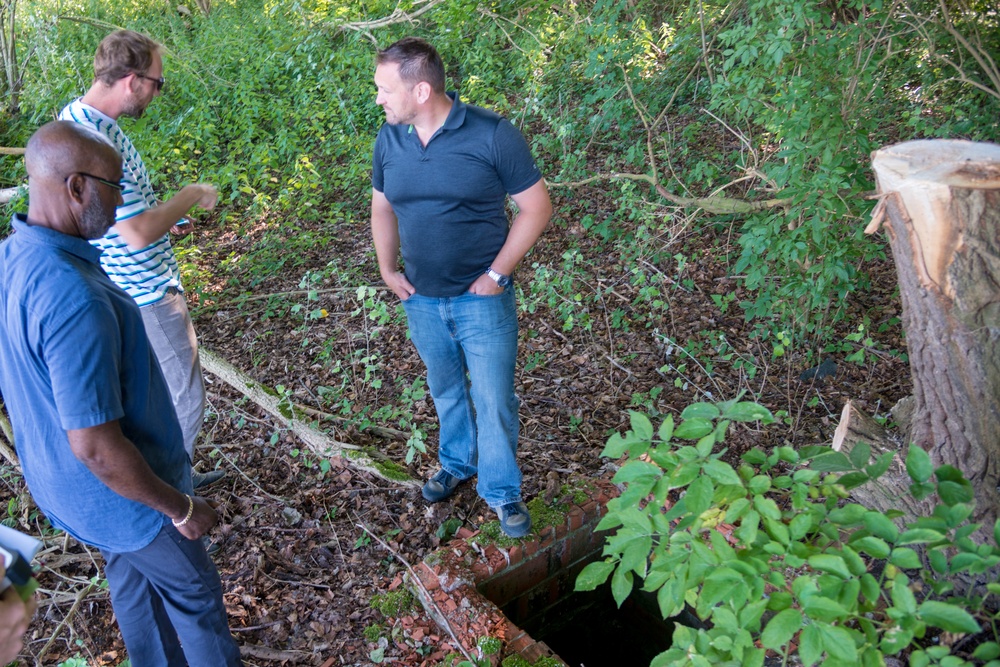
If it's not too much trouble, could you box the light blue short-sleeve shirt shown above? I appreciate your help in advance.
[0,216,190,552]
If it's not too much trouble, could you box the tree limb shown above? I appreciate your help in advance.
[335,0,449,34]
[199,348,419,488]
[547,174,792,214]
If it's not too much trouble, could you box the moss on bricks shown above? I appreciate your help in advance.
[369,590,414,617]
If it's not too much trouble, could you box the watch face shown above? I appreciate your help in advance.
[498,275,511,287]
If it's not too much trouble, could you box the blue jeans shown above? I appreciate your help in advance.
[402,285,521,508]
[100,519,242,667]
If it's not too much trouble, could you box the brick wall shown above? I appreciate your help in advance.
[408,480,618,666]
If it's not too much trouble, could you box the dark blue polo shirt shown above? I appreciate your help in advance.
[372,93,542,297]
[0,215,189,552]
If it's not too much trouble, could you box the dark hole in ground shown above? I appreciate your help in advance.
[521,584,698,667]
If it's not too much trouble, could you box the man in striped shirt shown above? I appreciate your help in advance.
[59,30,222,489]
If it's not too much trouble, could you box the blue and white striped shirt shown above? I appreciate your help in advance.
[58,99,183,307]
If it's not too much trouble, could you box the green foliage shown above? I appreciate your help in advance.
[583,399,1000,666]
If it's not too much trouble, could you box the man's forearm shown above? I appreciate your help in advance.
[115,184,216,249]
[491,181,553,275]
[67,422,190,521]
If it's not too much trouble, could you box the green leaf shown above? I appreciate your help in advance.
[803,595,850,622]
[838,471,870,489]
[674,418,714,440]
[629,410,654,441]
[808,554,852,579]
[890,547,923,569]
[811,452,854,472]
[818,623,858,662]
[721,401,774,423]
[799,623,822,667]
[848,442,871,468]
[859,573,880,603]
[694,434,716,459]
[601,432,631,458]
[789,512,814,540]
[865,451,893,479]
[703,459,744,487]
[612,460,662,484]
[749,475,771,494]
[828,504,867,525]
[896,528,946,545]
[610,564,634,606]
[938,480,974,506]
[863,511,899,542]
[575,560,615,591]
[853,536,890,559]
[891,576,917,614]
[972,642,1000,661]
[681,402,720,420]
[753,495,781,521]
[760,608,801,649]
[725,498,750,523]
[658,415,675,442]
[918,600,981,634]
[995,517,1000,548]
[906,446,932,483]
[684,476,714,516]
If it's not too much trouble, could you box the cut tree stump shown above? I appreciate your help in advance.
[199,348,419,488]
[864,139,1000,541]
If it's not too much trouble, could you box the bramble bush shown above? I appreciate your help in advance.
[579,398,1000,666]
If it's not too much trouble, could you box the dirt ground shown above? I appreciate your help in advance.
[12,187,910,666]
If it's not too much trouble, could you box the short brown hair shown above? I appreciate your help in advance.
[376,37,445,94]
[93,30,160,86]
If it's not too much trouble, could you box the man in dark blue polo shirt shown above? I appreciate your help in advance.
[0,121,241,666]
[371,37,552,538]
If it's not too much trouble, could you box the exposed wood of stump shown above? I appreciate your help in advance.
[866,139,1000,540]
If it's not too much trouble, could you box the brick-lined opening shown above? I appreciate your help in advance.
[408,480,619,665]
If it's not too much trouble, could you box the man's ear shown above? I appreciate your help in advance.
[414,81,432,104]
[65,174,87,205]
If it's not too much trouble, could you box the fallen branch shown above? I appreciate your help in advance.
[547,173,792,214]
[199,348,419,488]
[1,186,20,205]
[335,0,448,34]
[358,523,476,665]
[0,147,24,155]
[293,402,408,441]
[34,581,97,665]
[239,644,309,661]
[0,403,18,467]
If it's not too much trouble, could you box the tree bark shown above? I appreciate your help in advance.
[866,139,1000,538]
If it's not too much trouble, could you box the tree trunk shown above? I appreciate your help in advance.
[865,139,1000,538]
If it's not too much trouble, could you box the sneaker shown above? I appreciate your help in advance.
[497,502,532,538]
[422,469,465,503]
[202,535,221,557]
[192,469,225,489]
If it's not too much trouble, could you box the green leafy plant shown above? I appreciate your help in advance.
[578,397,1000,666]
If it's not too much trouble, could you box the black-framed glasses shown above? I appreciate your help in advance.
[135,73,165,92]
[68,172,124,192]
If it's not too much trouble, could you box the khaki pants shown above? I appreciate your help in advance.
[140,289,205,461]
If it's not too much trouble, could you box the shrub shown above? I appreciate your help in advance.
[579,398,1000,666]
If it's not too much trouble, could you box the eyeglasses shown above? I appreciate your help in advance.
[68,172,124,192]
[135,73,165,92]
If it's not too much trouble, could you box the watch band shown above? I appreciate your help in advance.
[486,267,512,287]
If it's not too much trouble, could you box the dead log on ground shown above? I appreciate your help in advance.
[199,348,419,488]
